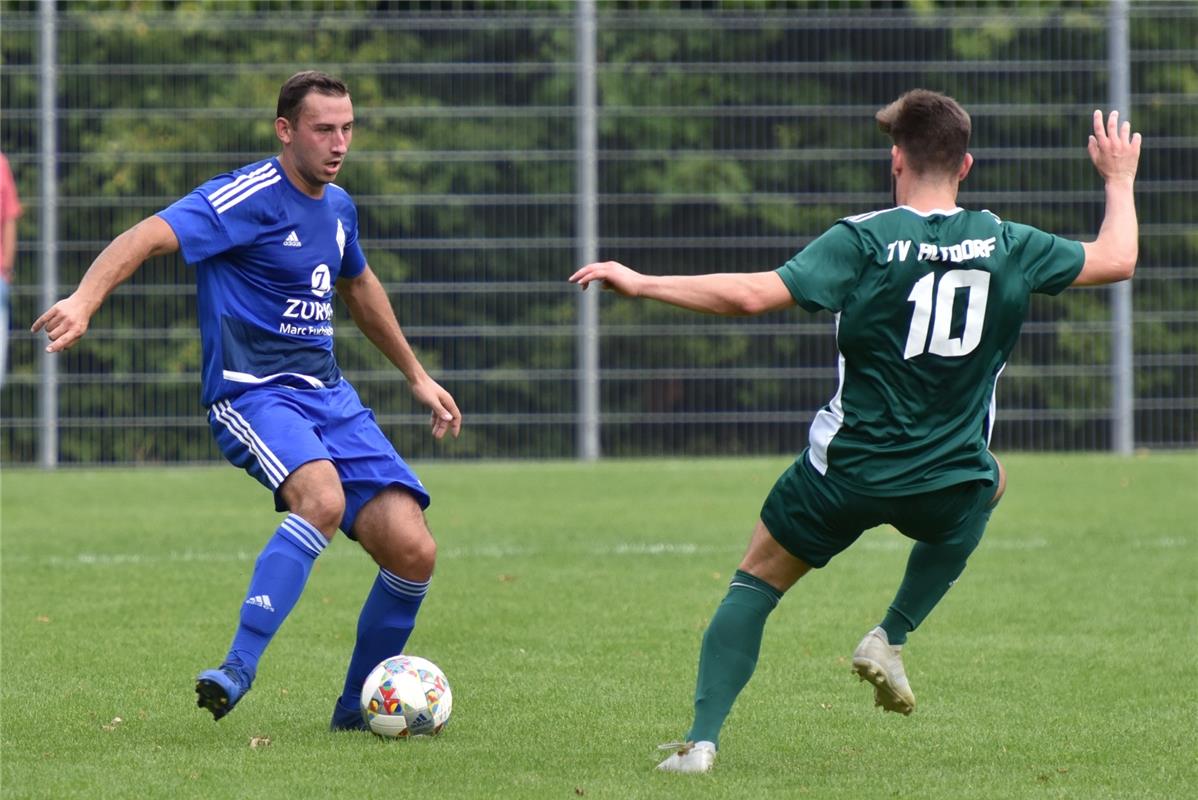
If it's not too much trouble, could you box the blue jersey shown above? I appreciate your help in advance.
[157,157,368,407]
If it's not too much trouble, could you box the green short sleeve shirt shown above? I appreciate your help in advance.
[776,206,1084,495]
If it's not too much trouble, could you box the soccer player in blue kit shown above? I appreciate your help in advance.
[32,71,461,730]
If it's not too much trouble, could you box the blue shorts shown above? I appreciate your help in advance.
[207,381,429,538]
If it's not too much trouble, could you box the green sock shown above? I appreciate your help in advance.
[686,570,783,748]
[881,508,991,645]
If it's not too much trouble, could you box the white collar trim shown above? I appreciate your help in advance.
[900,205,964,217]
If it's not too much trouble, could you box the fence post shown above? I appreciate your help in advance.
[38,0,59,469]
[1109,0,1133,455]
[575,0,600,461]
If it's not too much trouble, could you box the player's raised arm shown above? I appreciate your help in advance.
[32,214,179,353]
[1074,109,1141,287]
[336,265,461,439]
[569,260,794,316]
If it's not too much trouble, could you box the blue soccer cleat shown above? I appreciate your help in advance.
[195,662,253,721]
[329,697,369,732]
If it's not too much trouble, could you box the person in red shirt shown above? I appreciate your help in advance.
[0,151,24,387]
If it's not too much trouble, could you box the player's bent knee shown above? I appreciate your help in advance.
[371,531,435,581]
[352,487,439,576]
[280,461,346,536]
[291,487,345,537]
[362,517,437,579]
[407,533,437,578]
[737,519,811,593]
[394,520,437,572]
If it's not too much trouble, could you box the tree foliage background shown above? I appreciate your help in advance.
[2,0,1195,462]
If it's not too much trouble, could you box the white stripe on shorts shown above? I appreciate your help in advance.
[211,399,289,487]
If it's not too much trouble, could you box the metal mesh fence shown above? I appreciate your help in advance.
[2,0,1195,464]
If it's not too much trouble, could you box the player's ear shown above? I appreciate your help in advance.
[957,152,974,181]
[275,116,292,145]
[890,145,903,177]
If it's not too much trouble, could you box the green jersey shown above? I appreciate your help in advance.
[776,205,1084,496]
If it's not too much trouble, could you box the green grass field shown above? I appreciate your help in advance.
[2,454,1196,799]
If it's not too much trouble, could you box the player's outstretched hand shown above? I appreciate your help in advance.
[31,294,94,353]
[568,260,645,297]
[1088,109,1141,186]
[410,375,462,440]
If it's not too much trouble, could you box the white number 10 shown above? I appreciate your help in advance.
[903,269,991,360]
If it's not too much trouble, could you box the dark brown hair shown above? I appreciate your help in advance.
[276,71,350,124]
[875,89,971,176]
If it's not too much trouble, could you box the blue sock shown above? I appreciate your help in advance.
[225,513,327,679]
[336,568,429,710]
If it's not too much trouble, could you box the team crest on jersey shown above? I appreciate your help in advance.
[336,219,346,259]
[310,264,332,297]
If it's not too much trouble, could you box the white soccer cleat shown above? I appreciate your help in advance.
[851,626,916,715]
[656,740,717,774]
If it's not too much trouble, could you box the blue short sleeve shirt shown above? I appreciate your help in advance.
[157,157,368,407]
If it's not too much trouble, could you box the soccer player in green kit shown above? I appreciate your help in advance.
[569,90,1141,773]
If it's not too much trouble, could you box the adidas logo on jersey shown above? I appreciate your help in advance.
[245,594,275,612]
[283,230,302,247]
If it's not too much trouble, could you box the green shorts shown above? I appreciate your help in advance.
[760,449,998,568]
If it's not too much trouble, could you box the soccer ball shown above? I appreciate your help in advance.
[359,655,452,738]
